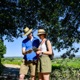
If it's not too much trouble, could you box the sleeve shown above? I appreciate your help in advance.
[36,39,40,48]
[22,41,26,48]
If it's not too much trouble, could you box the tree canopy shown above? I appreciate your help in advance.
[0,0,80,54]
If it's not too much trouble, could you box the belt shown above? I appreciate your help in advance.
[25,60,37,63]
[39,54,48,57]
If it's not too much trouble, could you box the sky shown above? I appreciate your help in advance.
[4,30,80,58]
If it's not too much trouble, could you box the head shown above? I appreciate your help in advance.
[37,29,46,39]
[23,27,33,39]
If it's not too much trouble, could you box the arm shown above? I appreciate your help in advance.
[22,47,32,55]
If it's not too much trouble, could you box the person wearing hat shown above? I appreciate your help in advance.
[36,29,52,80]
[19,27,40,80]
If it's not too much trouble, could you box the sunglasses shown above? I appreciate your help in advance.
[38,34,42,36]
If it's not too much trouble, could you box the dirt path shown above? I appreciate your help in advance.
[0,64,20,80]
[0,64,30,80]
[3,64,20,68]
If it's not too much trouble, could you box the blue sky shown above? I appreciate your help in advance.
[4,30,80,57]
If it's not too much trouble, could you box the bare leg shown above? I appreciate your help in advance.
[38,73,43,80]
[30,75,35,80]
[19,74,25,80]
[42,73,50,80]
[30,62,36,80]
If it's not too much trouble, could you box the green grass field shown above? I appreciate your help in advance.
[52,58,80,69]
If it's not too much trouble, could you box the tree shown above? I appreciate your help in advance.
[0,0,80,54]
[0,40,6,64]
[0,39,6,74]
[0,0,23,41]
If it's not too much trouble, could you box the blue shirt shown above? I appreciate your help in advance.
[22,37,40,61]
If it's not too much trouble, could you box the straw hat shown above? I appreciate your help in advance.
[37,29,46,36]
[23,27,32,36]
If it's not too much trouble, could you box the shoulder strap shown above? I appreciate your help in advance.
[45,40,48,51]
[45,39,54,60]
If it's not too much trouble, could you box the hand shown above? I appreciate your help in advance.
[33,47,38,52]
[26,49,32,53]
[36,51,42,54]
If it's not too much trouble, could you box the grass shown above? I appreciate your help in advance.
[52,58,80,69]
[67,61,80,68]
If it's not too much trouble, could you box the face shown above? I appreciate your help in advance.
[27,33,33,39]
[38,34,41,38]
[38,34,44,39]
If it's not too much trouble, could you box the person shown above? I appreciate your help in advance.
[36,29,52,80]
[19,27,40,80]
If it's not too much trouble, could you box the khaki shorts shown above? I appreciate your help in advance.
[19,60,36,76]
[37,55,51,73]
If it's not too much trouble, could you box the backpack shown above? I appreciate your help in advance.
[45,40,54,60]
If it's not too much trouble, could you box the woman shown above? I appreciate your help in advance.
[36,29,52,80]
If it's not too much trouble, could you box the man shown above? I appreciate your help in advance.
[19,27,40,80]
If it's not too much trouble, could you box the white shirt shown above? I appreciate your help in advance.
[39,42,47,52]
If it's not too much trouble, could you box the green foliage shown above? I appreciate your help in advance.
[0,40,6,69]
[51,68,80,80]
[1,57,22,65]
[52,58,80,69]
[51,58,80,80]
[0,40,6,74]
[0,40,6,56]
[61,53,75,59]
[0,0,80,54]
[0,0,23,41]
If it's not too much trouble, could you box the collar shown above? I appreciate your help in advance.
[31,36,33,41]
